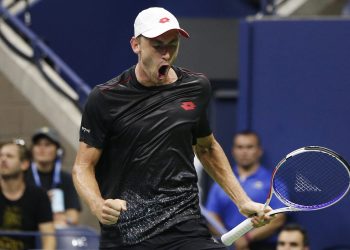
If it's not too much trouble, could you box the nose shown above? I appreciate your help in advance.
[161,49,171,61]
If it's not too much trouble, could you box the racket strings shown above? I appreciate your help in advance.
[273,151,349,209]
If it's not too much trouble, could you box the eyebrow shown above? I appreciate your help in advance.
[150,38,179,45]
[277,241,300,246]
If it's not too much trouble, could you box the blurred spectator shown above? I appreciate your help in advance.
[0,139,55,250]
[206,130,286,250]
[343,0,350,15]
[277,224,309,250]
[25,127,81,227]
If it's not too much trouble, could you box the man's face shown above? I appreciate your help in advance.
[232,134,262,169]
[32,138,58,165]
[0,144,24,178]
[133,30,180,85]
[277,231,307,250]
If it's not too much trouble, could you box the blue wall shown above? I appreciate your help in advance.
[28,1,152,86]
[26,0,258,87]
[238,18,350,249]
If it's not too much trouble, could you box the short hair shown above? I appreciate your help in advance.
[0,139,30,162]
[233,130,261,146]
[280,223,309,246]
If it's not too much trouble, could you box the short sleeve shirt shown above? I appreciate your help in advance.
[80,66,212,246]
[0,185,53,250]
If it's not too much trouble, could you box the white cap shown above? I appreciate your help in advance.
[134,7,189,38]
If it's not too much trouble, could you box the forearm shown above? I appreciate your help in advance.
[195,135,250,206]
[72,163,103,216]
[65,209,80,225]
[42,236,56,250]
[39,222,56,250]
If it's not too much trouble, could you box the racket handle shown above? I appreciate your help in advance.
[221,218,253,246]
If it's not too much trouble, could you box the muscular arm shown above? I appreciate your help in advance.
[72,142,126,224]
[38,222,55,250]
[72,142,103,216]
[194,134,251,209]
[194,134,271,223]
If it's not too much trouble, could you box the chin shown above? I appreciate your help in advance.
[241,164,254,169]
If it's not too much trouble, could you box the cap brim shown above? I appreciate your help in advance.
[142,28,190,38]
[178,29,190,38]
[32,134,60,147]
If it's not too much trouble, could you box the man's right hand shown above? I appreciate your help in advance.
[96,199,127,225]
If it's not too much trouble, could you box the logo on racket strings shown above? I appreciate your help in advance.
[295,173,321,192]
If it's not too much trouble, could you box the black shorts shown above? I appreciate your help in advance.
[100,218,227,250]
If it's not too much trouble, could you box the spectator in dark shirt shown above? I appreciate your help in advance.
[26,127,81,227]
[0,139,55,250]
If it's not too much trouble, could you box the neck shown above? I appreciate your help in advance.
[237,163,260,179]
[35,161,54,173]
[0,175,25,201]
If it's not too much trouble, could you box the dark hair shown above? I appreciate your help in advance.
[280,223,309,246]
[0,139,30,162]
[233,130,261,146]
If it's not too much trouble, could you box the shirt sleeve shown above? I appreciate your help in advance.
[192,76,212,143]
[80,87,112,149]
[194,110,212,139]
[36,188,53,224]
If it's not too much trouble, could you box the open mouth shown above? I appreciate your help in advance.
[158,65,169,78]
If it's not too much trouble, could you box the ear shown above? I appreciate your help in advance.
[130,36,140,54]
[21,159,30,171]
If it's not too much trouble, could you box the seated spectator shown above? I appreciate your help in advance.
[0,139,55,250]
[277,224,309,250]
[25,127,81,227]
[206,130,286,250]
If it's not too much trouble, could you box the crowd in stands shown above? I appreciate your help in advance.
[0,127,81,249]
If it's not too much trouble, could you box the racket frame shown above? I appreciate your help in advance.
[268,146,350,213]
[221,146,350,246]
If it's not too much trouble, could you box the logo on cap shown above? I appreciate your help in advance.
[159,17,170,23]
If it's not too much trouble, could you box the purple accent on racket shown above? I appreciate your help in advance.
[221,146,350,246]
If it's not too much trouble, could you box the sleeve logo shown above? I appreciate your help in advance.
[81,127,91,133]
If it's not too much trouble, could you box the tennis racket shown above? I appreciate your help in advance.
[221,146,350,246]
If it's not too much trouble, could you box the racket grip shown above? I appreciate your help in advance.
[221,218,254,246]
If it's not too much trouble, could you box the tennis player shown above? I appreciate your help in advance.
[72,7,272,250]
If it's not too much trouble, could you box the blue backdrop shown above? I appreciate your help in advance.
[238,18,350,249]
[25,0,258,86]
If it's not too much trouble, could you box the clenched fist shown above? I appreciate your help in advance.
[96,199,127,225]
